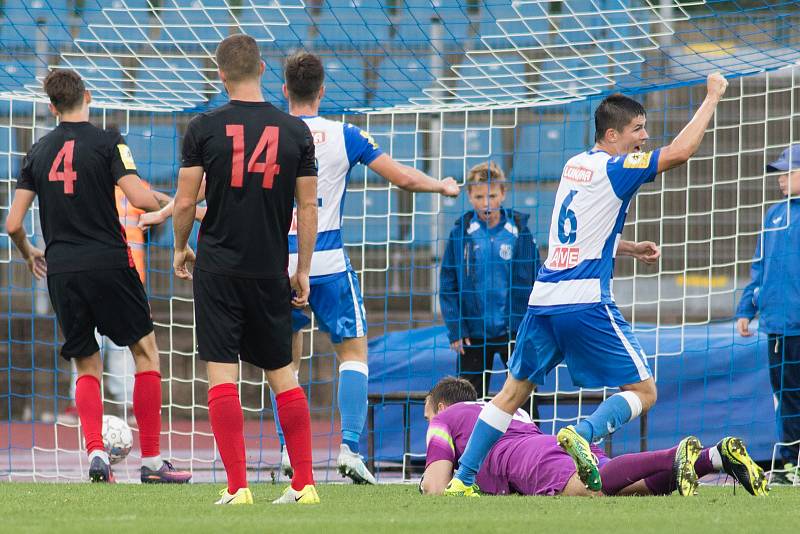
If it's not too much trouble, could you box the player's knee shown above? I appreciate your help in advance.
[335,336,368,363]
[638,385,657,413]
[74,352,102,379]
[496,376,534,410]
[129,332,159,372]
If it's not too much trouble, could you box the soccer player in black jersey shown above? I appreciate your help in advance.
[4,69,191,484]
[172,34,320,505]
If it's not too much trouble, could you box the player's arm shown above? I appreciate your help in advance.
[172,166,204,280]
[369,154,459,196]
[420,460,454,495]
[292,175,318,308]
[735,233,764,337]
[5,189,46,279]
[439,227,466,353]
[139,179,207,229]
[617,239,660,264]
[117,174,165,212]
[657,73,728,173]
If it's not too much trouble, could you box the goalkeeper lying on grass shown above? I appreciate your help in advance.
[420,377,768,497]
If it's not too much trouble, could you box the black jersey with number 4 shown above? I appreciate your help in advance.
[15,121,138,275]
[181,100,317,278]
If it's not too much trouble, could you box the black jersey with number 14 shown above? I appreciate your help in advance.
[181,100,317,279]
[15,121,138,275]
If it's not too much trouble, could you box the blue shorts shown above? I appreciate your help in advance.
[291,270,367,344]
[508,303,652,388]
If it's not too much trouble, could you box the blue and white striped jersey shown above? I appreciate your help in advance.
[528,148,661,314]
[288,116,383,283]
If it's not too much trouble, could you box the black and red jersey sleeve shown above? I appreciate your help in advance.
[16,150,36,192]
[297,124,318,178]
[108,132,140,183]
[181,116,204,168]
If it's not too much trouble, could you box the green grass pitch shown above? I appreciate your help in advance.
[2,483,797,533]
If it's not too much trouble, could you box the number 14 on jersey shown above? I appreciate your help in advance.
[225,125,280,189]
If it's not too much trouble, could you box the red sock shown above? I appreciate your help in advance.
[208,383,247,493]
[75,375,104,454]
[276,387,314,491]
[133,371,162,459]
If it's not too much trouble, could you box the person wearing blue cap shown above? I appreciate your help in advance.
[736,144,800,485]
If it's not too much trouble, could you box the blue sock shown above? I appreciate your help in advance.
[454,402,512,486]
[574,391,642,443]
[269,389,285,448]
[338,361,369,454]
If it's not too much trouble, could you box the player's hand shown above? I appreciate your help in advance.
[631,241,661,264]
[291,271,310,308]
[25,246,47,280]
[138,209,168,230]
[450,337,471,355]
[707,72,728,100]
[736,317,753,337]
[173,246,196,280]
[440,177,460,197]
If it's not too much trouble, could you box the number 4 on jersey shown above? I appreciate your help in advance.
[49,140,77,194]
[226,125,280,189]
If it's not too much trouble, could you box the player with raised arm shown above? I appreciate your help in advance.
[422,378,767,497]
[171,35,319,505]
[267,52,460,484]
[4,69,191,484]
[445,73,729,496]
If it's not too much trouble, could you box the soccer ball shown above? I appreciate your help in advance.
[102,415,133,465]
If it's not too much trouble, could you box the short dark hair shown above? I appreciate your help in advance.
[215,34,262,83]
[428,377,477,410]
[43,69,85,113]
[594,94,646,142]
[284,52,325,104]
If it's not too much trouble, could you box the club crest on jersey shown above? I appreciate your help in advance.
[563,165,593,183]
[117,144,136,170]
[623,151,652,169]
[548,246,580,269]
[312,130,326,145]
[499,243,512,260]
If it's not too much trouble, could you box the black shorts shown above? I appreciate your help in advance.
[193,268,292,370]
[47,267,154,360]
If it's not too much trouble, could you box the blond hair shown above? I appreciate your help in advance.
[467,161,506,189]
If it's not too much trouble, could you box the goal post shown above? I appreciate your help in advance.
[1,1,799,482]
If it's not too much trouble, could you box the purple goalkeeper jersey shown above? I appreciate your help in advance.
[426,402,608,495]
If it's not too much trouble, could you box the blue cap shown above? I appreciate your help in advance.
[767,144,800,172]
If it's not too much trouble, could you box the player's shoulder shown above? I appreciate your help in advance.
[99,125,126,144]
[304,115,342,129]
[613,150,656,171]
[187,104,227,129]
[765,200,786,220]
[342,121,380,152]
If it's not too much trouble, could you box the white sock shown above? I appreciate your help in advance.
[89,450,109,464]
[709,446,723,470]
[142,455,163,471]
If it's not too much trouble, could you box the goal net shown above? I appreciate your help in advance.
[1,0,799,482]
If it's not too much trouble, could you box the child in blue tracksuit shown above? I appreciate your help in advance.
[439,162,540,400]
[736,145,800,482]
